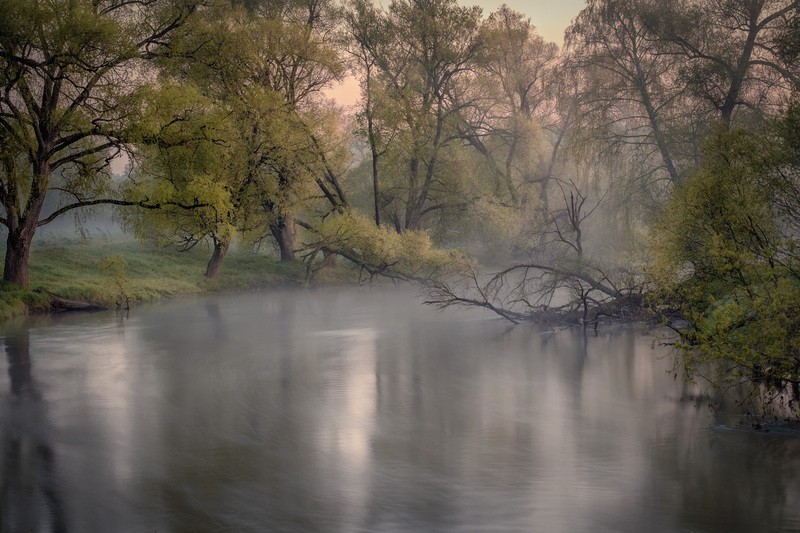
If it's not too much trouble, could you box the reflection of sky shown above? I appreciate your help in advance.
[311,327,377,528]
[3,289,800,531]
[29,321,169,530]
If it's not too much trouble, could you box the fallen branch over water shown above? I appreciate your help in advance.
[423,262,649,326]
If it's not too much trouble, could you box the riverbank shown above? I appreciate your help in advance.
[0,239,357,322]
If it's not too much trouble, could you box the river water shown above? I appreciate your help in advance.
[1,288,799,532]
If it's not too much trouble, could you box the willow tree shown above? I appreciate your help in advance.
[566,0,689,188]
[350,0,483,232]
[464,5,558,208]
[124,82,247,279]
[248,0,347,259]
[124,0,346,275]
[0,0,197,285]
[201,0,348,260]
[649,0,799,125]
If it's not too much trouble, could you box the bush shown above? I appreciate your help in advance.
[650,119,800,415]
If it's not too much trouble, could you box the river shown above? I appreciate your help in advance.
[1,287,799,532]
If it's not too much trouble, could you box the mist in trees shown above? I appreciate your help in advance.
[2,0,800,411]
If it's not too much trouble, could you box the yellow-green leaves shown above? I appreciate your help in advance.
[123,79,242,249]
[651,126,777,284]
[316,211,469,279]
[124,0,348,272]
[650,120,800,398]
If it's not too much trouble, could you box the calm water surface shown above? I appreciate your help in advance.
[1,288,799,532]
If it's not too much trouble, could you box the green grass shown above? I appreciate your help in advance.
[0,238,358,322]
[0,281,52,323]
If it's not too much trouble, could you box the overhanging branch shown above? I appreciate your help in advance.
[37,197,209,227]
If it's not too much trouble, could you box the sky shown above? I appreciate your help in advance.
[476,0,586,43]
[328,0,587,107]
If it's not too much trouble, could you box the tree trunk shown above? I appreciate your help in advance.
[205,240,230,279]
[391,213,403,234]
[270,212,296,261]
[4,227,34,286]
[321,248,337,268]
[405,157,420,231]
[631,56,680,184]
[537,176,551,248]
[4,158,50,286]
[367,109,381,226]
[372,150,381,226]
[43,291,108,311]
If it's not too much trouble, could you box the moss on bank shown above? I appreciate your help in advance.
[0,239,357,322]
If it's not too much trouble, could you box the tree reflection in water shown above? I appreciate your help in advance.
[1,327,68,532]
[0,291,798,531]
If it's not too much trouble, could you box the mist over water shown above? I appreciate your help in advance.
[1,288,799,532]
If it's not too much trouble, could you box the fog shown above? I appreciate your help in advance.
[3,288,799,531]
[2,0,800,530]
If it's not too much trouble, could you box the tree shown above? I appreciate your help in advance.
[651,110,800,411]
[0,0,197,285]
[566,0,688,186]
[350,0,483,232]
[126,0,346,275]
[251,0,347,259]
[650,0,799,125]
[346,0,395,226]
[425,176,643,325]
[463,5,558,207]
[122,81,259,279]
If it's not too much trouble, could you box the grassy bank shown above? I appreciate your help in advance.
[0,239,356,322]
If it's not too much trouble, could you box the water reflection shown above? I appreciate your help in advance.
[0,289,798,532]
[1,327,68,532]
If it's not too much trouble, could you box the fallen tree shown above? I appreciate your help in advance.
[423,260,646,326]
[424,178,648,325]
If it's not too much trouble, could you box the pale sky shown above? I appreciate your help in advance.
[476,0,587,44]
[329,0,587,107]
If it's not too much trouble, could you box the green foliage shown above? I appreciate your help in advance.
[315,211,470,280]
[651,127,777,286]
[123,80,246,251]
[125,0,347,271]
[99,255,130,308]
[651,117,800,410]
[0,282,50,323]
[0,0,198,284]
[346,0,483,232]
[0,239,353,322]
